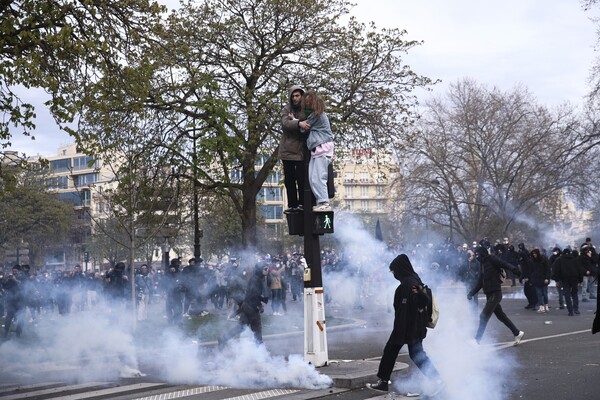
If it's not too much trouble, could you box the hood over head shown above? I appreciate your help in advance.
[389,254,421,282]
[288,85,305,106]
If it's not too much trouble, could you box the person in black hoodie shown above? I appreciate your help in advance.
[552,248,583,316]
[518,243,538,310]
[530,249,551,313]
[467,246,524,345]
[549,247,565,309]
[219,261,270,348]
[368,254,445,397]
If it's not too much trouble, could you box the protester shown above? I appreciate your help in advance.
[279,85,307,214]
[219,261,270,348]
[467,246,525,345]
[367,254,445,397]
[552,248,583,316]
[135,264,154,321]
[2,265,25,338]
[303,90,335,212]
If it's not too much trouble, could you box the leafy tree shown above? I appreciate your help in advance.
[0,0,165,150]
[0,164,73,268]
[74,0,434,248]
[399,79,590,242]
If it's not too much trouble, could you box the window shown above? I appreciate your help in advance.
[376,186,385,196]
[50,158,71,173]
[361,200,369,210]
[345,186,354,197]
[73,156,96,170]
[265,170,282,184]
[346,200,353,210]
[46,176,69,190]
[258,205,283,220]
[376,200,385,210]
[344,172,354,181]
[230,169,242,183]
[360,172,369,181]
[72,173,98,187]
[257,187,282,202]
[360,186,368,197]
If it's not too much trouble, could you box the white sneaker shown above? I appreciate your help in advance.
[313,202,332,212]
[514,331,525,346]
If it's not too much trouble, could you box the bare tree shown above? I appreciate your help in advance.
[398,79,591,242]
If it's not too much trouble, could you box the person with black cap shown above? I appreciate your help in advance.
[467,246,525,345]
[367,254,445,397]
[219,261,270,348]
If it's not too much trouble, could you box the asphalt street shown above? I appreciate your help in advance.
[0,288,598,400]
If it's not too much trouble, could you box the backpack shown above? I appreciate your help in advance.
[423,285,440,329]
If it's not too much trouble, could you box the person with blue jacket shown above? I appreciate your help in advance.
[302,90,334,212]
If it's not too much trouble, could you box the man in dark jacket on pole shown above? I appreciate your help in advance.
[552,248,583,316]
[368,254,445,397]
[467,246,525,345]
[279,85,307,214]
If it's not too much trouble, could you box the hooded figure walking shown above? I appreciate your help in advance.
[467,246,525,345]
[368,254,446,397]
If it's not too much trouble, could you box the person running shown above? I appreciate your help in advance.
[467,246,525,345]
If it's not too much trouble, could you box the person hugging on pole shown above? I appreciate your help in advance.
[302,90,334,212]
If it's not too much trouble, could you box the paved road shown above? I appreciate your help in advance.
[0,290,598,400]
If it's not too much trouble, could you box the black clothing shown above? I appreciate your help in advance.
[468,251,521,342]
[376,254,440,383]
[469,252,521,296]
[552,253,583,287]
[221,263,269,345]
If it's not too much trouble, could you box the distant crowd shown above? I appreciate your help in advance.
[1,236,598,338]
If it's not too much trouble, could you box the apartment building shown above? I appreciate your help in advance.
[334,149,396,214]
[32,144,116,268]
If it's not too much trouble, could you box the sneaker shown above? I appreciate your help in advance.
[367,379,389,392]
[536,307,546,313]
[545,305,550,311]
[574,310,580,315]
[284,207,295,214]
[514,331,525,346]
[582,298,589,302]
[297,204,304,211]
[568,312,574,316]
[313,202,332,212]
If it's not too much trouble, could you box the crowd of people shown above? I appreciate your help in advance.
[1,236,598,339]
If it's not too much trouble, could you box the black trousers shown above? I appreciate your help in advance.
[475,291,519,341]
[282,160,305,208]
[221,303,263,344]
[377,340,440,382]
[561,283,579,313]
[524,281,538,306]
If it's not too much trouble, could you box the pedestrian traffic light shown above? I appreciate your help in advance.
[313,211,334,234]
[84,251,89,262]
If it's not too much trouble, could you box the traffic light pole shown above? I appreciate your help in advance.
[302,146,329,367]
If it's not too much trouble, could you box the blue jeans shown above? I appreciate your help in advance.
[535,285,548,307]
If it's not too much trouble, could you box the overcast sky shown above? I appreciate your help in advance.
[8,0,599,157]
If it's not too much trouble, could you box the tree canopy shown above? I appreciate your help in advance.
[72,0,434,248]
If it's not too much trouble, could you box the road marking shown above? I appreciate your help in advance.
[55,383,167,400]
[133,385,228,399]
[0,382,110,400]
[221,389,300,399]
[494,329,590,350]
